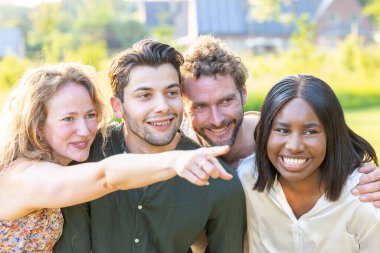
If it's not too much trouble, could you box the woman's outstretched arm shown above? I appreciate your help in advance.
[0,146,231,220]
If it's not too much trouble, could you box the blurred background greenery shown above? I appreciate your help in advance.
[0,0,379,157]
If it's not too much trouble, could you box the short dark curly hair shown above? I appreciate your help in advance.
[181,35,248,92]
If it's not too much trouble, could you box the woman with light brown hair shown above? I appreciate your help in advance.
[0,63,231,252]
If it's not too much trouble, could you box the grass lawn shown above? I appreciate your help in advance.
[345,106,380,158]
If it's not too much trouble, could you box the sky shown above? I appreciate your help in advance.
[1,0,60,7]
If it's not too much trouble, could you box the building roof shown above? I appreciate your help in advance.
[196,0,248,35]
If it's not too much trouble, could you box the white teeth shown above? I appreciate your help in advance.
[283,157,307,166]
[151,120,170,126]
[210,126,227,133]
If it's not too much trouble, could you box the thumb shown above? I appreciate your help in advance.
[203,145,230,158]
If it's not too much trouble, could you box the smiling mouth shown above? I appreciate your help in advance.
[149,120,171,126]
[282,157,308,166]
[72,141,88,149]
[209,126,227,133]
[208,123,231,133]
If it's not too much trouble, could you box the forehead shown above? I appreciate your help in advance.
[50,82,90,102]
[182,74,238,101]
[46,83,94,113]
[274,98,320,123]
[125,63,179,92]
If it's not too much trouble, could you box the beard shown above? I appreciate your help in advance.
[195,115,243,147]
[125,113,182,146]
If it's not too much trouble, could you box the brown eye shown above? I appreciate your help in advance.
[62,116,74,122]
[86,113,97,119]
[138,93,151,99]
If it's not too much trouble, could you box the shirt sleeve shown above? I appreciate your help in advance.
[52,203,92,253]
[205,165,247,253]
[348,202,380,252]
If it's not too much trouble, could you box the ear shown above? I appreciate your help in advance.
[110,96,124,119]
[241,85,247,105]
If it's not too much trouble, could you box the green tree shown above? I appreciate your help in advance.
[64,38,107,69]
[248,0,292,21]
[28,3,65,60]
[150,11,175,44]
[289,14,316,54]
[0,56,30,90]
[105,20,148,49]
[364,0,380,27]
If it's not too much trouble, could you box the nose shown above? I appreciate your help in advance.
[285,133,305,153]
[76,118,91,136]
[209,106,224,126]
[153,94,170,114]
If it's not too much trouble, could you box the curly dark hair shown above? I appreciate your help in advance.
[181,35,248,91]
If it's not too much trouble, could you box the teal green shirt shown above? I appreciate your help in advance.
[54,124,246,253]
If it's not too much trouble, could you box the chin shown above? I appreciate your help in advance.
[213,138,234,147]
[72,152,90,162]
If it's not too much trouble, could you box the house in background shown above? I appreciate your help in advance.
[315,0,373,48]
[249,0,374,52]
[0,27,25,58]
[141,0,374,52]
[141,0,248,48]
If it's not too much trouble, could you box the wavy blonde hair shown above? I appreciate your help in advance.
[0,63,111,171]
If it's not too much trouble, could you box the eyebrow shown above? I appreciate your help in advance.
[218,93,236,101]
[132,83,180,92]
[61,108,96,116]
[191,93,236,106]
[273,121,322,128]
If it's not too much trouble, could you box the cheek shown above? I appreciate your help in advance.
[88,120,98,134]
[44,126,74,147]
[267,134,282,161]
[190,112,208,128]
[309,137,327,159]
[267,133,279,150]
[318,141,327,161]
[229,102,242,111]
[43,122,64,140]
[170,99,183,112]
[267,136,274,154]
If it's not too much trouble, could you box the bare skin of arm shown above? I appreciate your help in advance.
[0,146,231,220]
[191,231,249,253]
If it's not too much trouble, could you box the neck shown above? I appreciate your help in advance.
[279,172,325,219]
[221,116,257,169]
[123,124,181,154]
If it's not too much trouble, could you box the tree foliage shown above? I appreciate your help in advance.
[364,0,380,26]
[0,0,148,61]
[0,56,30,91]
[248,0,292,21]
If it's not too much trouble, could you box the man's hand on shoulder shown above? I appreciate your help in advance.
[352,163,380,208]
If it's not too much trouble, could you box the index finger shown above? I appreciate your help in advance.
[201,145,230,158]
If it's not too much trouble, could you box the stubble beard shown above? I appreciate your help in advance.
[126,114,182,146]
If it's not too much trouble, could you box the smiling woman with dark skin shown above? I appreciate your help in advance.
[239,75,379,252]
